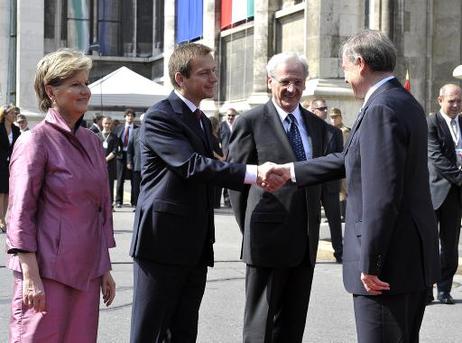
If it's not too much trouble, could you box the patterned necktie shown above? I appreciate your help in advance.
[286,113,306,161]
[123,126,129,146]
[450,118,459,143]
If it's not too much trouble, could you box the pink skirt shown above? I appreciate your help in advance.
[9,272,101,343]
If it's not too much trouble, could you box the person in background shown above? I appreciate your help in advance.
[16,113,30,133]
[209,115,225,208]
[219,108,237,207]
[99,115,120,206]
[310,98,344,263]
[127,113,145,210]
[6,48,116,342]
[0,104,20,233]
[427,83,462,305]
[114,109,138,208]
[329,107,350,222]
[89,113,103,134]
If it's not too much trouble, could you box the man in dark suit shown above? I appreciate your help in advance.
[89,113,103,134]
[310,98,344,263]
[129,43,281,343]
[127,113,144,209]
[427,83,462,305]
[219,108,237,207]
[264,30,440,343]
[114,109,138,207]
[228,52,329,343]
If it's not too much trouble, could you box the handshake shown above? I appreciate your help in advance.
[256,162,292,192]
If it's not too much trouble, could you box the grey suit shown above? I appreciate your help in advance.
[427,112,462,293]
[228,101,328,342]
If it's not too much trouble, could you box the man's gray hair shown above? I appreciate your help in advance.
[266,52,309,79]
[439,84,461,97]
[341,30,396,72]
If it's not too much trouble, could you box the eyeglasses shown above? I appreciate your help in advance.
[271,77,305,88]
[313,106,328,111]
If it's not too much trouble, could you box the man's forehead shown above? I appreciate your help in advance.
[191,54,215,70]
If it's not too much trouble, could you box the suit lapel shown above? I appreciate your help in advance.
[264,101,297,161]
[168,92,212,155]
[344,78,402,154]
[436,111,456,150]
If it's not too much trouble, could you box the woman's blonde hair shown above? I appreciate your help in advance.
[0,104,20,123]
[34,49,92,112]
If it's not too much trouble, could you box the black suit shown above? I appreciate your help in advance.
[293,79,440,342]
[0,123,20,193]
[127,127,142,206]
[98,131,119,204]
[129,92,246,343]
[114,123,138,205]
[321,124,343,261]
[228,101,328,342]
[219,121,233,206]
[427,112,462,294]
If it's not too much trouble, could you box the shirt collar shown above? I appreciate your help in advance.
[440,110,458,125]
[363,75,395,107]
[271,98,302,123]
[175,90,198,113]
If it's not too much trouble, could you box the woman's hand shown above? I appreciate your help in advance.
[18,252,46,313]
[101,271,116,306]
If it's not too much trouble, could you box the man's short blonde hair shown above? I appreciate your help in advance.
[34,49,92,112]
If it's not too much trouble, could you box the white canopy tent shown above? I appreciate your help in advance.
[88,66,170,110]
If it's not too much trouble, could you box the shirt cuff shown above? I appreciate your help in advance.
[289,162,296,182]
[244,165,258,184]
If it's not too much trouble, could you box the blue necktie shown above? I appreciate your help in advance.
[286,113,306,161]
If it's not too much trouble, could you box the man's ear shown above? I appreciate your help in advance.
[267,76,272,90]
[356,56,368,75]
[174,72,184,89]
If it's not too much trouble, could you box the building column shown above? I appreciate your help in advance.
[247,0,279,106]
[17,0,44,111]
[163,0,176,90]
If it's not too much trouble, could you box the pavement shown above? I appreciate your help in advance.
[1,203,462,342]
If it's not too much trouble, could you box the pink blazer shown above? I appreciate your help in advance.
[6,109,116,291]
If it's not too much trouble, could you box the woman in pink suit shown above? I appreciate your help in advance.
[6,49,116,343]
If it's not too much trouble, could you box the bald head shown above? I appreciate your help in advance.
[438,84,462,118]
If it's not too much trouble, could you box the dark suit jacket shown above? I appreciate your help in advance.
[129,92,246,267]
[293,79,440,295]
[98,131,119,179]
[228,101,328,268]
[427,112,462,210]
[127,127,142,171]
[322,124,343,194]
[0,122,20,170]
[89,123,101,134]
[219,121,232,155]
[114,123,139,160]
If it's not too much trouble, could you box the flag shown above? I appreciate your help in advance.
[176,0,203,43]
[404,69,411,92]
[221,0,254,29]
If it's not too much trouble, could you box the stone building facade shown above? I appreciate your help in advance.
[0,0,461,124]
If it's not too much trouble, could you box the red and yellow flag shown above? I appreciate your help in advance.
[404,69,411,92]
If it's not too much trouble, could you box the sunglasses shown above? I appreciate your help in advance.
[314,106,328,111]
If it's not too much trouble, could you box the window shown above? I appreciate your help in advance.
[220,29,254,102]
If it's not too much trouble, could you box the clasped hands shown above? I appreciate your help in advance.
[256,162,291,192]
